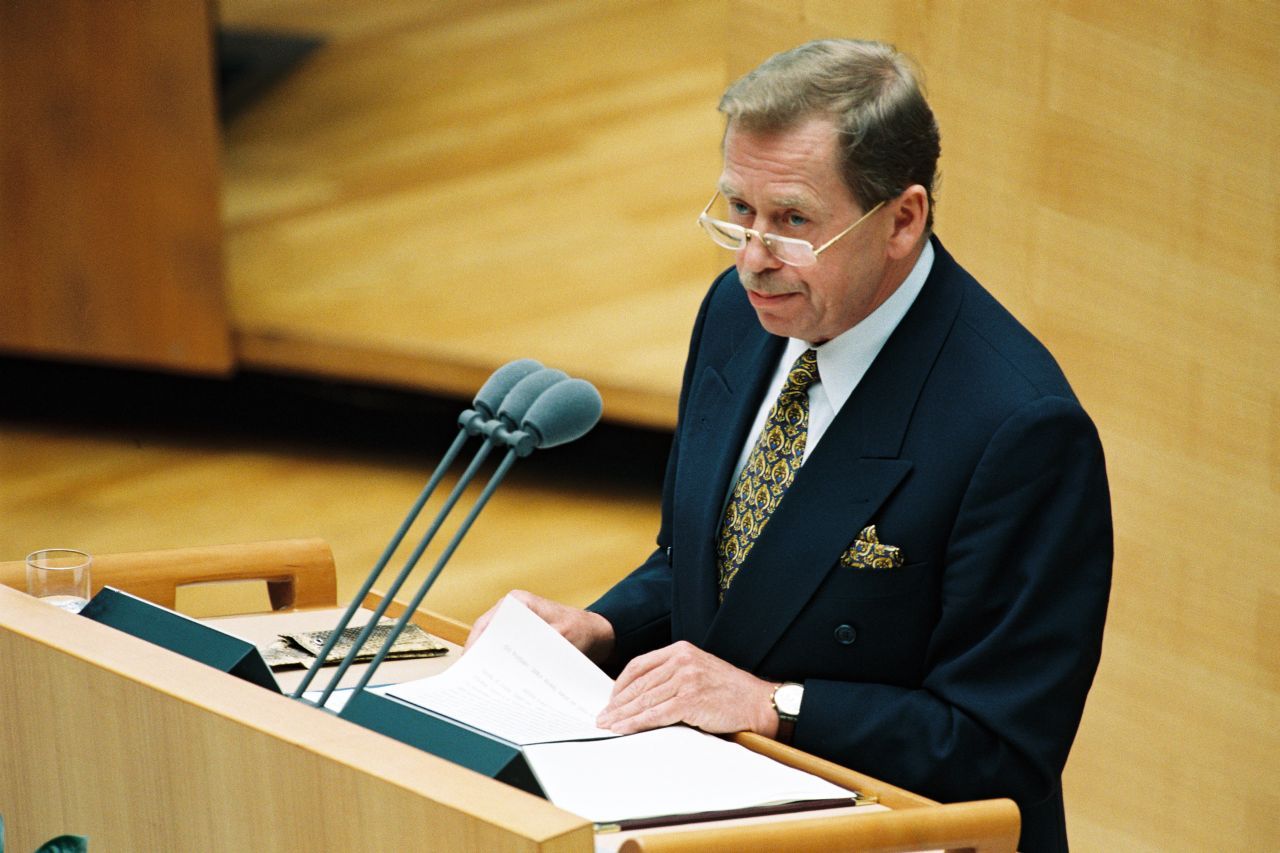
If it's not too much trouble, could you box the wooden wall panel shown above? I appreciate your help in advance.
[0,2,232,373]
[220,0,726,428]
[727,2,1279,849]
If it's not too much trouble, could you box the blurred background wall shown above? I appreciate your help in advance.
[1,2,1276,849]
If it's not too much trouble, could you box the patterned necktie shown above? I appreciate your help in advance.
[717,348,820,599]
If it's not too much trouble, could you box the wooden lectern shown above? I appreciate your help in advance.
[0,542,1018,852]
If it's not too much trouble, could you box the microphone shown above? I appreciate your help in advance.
[291,358,542,699]
[463,366,570,456]
[298,362,604,706]
[472,358,544,420]
[496,368,568,427]
[521,378,603,448]
[344,375,605,695]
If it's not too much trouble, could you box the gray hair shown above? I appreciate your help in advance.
[719,39,941,231]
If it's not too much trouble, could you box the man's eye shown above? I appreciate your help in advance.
[786,213,809,228]
[730,202,752,217]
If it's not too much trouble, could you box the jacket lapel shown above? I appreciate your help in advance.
[703,238,965,671]
[671,326,784,643]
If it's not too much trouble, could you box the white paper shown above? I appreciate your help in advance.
[302,683,394,713]
[384,595,859,825]
[384,595,619,745]
[523,726,855,823]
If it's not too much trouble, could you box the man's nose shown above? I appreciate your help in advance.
[738,231,782,273]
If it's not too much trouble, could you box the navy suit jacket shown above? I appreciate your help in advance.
[590,238,1112,852]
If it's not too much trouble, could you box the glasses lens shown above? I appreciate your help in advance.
[764,235,818,267]
[698,213,819,267]
[700,216,747,250]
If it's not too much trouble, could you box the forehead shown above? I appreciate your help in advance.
[718,116,851,210]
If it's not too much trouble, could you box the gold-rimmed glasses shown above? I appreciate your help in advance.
[696,191,885,267]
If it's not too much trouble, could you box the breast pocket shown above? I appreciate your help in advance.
[822,559,930,599]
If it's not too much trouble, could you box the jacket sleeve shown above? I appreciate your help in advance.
[587,269,730,666]
[795,395,1112,810]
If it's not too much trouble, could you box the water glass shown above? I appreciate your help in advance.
[26,548,92,613]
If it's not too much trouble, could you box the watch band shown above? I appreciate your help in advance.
[776,717,796,744]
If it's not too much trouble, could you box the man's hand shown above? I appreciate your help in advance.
[465,589,616,665]
[596,641,779,737]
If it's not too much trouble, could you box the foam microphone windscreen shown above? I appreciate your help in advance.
[496,368,569,427]
[520,378,603,448]
[473,358,544,419]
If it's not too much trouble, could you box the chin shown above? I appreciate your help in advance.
[753,313,805,341]
[751,310,785,335]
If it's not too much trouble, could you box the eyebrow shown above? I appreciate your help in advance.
[773,192,819,211]
[716,182,822,214]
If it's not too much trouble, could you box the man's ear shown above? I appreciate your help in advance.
[886,185,929,260]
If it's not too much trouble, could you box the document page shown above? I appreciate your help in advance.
[385,595,618,745]
[384,595,859,824]
[522,726,855,824]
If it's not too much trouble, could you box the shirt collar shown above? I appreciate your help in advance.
[783,239,935,413]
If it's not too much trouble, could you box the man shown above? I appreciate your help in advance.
[471,39,1111,852]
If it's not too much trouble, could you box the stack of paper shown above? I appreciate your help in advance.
[385,596,856,824]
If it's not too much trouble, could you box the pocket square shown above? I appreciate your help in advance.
[839,525,904,570]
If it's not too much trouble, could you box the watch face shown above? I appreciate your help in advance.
[775,683,804,718]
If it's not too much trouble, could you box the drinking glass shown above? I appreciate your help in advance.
[26,548,92,613]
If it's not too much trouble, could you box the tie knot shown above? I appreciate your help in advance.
[783,348,820,395]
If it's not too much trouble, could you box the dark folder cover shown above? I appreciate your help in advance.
[79,586,280,692]
[339,688,544,797]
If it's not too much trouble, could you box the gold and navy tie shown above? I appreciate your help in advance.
[716,348,819,599]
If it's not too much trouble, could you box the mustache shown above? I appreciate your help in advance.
[740,270,797,296]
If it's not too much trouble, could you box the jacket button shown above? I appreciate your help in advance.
[834,624,857,645]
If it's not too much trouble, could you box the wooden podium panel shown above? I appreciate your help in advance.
[1,577,1018,852]
[0,586,590,852]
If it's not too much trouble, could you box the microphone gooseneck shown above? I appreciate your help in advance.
[296,358,603,707]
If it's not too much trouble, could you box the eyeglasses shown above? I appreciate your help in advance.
[696,191,885,267]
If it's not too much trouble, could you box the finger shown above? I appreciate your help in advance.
[507,589,537,607]
[466,590,538,651]
[463,611,492,651]
[599,679,662,725]
[508,590,566,632]
[600,658,686,728]
[601,693,685,734]
[608,648,676,706]
[616,641,699,688]
[462,600,505,651]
